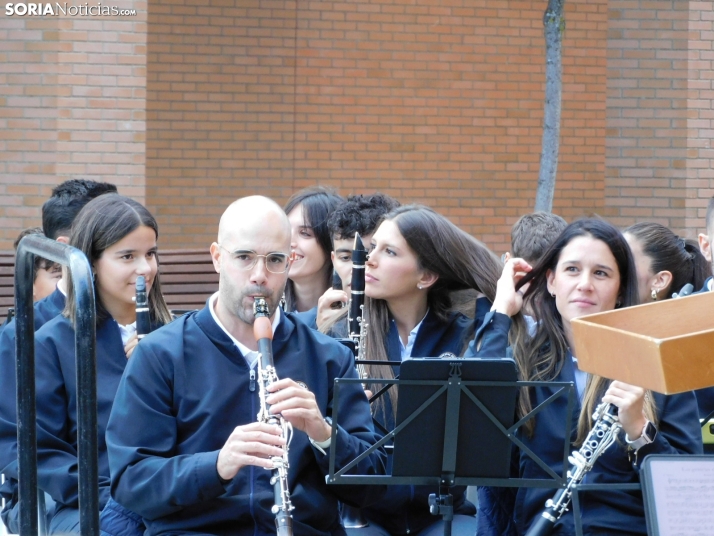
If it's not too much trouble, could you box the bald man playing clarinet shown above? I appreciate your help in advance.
[106,196,385,536]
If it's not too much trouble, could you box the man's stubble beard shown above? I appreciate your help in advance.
[219,269,286,324]
[232,288,286,325]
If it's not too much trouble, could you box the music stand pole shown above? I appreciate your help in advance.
[425,363,463,536]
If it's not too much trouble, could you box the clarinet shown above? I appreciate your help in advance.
[253,297,294,536]
[525,402,621,536]
[135,275,150,339]
[348,233,368,378]
[340,234,371,530]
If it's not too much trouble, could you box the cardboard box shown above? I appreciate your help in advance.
[571,291,714,394]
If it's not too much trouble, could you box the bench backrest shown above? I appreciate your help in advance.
[157,249,218,314]
[0,248,218,323]
[0,252,15,324]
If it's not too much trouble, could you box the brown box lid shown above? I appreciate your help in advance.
[571,291,714,394]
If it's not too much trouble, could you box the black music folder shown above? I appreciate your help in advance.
[392,358,518,480]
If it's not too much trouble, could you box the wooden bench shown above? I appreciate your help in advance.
[157,248,218,314]
[0,248,218,324]
[0,252,15,324]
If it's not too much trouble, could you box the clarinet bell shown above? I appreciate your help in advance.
[341,504,370,529]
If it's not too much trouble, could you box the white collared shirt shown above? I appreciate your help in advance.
[56,277,67,296]
[118,322,137,346]
[399,309,429,360]
[571,354,587,401]
[208,292,281,368]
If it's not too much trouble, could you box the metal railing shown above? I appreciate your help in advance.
[15,235,98,536]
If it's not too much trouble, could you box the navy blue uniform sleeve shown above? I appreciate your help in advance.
[310,347,387,507]
[631,390,703,468]
[34,331,110,508]
[474,297,492,329]
[0,327,19,485]
[464,311,512,358]
[106,343,226,520]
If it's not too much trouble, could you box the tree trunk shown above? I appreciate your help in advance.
[534,0,564,213]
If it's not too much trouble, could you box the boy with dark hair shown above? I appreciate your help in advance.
[0,179,118,534]
[509,211,568,264]
[298,193,400,336]
[42,179,117,240]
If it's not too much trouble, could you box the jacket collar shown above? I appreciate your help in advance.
[193,302,295,367]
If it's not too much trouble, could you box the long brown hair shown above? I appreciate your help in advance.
[363,205,502,418]
[510,218,656,444]
[64,194,173,327]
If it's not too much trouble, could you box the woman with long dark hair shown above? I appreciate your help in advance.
[283,186,344,312]
[470,218,701,535]
[32,194,172,534]
[623,222,709,302]
[623,222,713,420]
[357,204,502,536]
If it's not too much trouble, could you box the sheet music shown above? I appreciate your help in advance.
[648,458,714,535]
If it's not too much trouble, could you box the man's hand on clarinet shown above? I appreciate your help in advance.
[266,378,332,443]
[216,422,286,481]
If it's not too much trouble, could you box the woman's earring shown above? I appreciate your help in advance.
[550,292,555,298]
[417,285,423,290]
[651,288,658,301]
[616,299,622,308]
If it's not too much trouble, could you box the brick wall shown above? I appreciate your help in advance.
[685,1,714,235]
[0,14,60,247]
[0,2,147,249]
[3,0,712,253]
[605,0,691,234]
[145,0,609,252]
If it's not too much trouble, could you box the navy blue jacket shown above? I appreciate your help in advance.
[0,288,66,513]
[692,278,714,419]
[362,307,479,535]
[27,313,158,513]
[468,312,702,536]
[106,307,386,536]
[295,306,349,339]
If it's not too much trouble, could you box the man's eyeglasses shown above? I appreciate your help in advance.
[219,246,294,274]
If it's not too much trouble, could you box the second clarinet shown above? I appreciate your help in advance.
[254,297,294,536]
[135,275,150,339]
[348,233,368,376]
[525,403,621,536]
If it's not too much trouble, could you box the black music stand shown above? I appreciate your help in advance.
[329,358,518,536]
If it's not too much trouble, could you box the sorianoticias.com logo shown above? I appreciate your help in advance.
[5,3,136,15]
